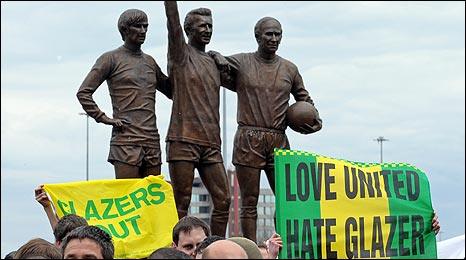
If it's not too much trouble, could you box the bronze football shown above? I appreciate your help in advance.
[286,101,319,134]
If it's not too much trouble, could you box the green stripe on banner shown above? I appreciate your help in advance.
[275,149,322,259]
[382,164,437,259]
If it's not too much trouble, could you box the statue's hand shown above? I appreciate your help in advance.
[112,118,131,128]
[208,50,230,72]
[100,115,130,129]
[296,118,322,134]
[311,118,323,132]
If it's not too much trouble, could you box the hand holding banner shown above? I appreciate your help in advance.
[44,175,178,259]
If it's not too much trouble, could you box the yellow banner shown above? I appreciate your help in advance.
[44,175,178,259]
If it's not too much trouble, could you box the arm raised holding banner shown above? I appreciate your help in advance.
[35,184,59,231]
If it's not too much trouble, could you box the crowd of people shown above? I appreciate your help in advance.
[4,189,283,259]
[3,184,440,259]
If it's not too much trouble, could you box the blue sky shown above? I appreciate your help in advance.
[1,1,464,256]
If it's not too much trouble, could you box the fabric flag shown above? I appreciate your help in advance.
[274,149,437,259]
[44,175,178,259]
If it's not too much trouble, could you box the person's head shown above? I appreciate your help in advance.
[194,235,225,259]
[53,214,88,246]
[254,17,282,55]
[4,250,16,259]
[13,238,62,259]
[227,237,263,259]
[172,216,211,257]
[148,247,191,259]
[61,225,114,259]
[258,243,269,259]
[201,240,248,259]
[184,8,213,47]
[118,9,148,45]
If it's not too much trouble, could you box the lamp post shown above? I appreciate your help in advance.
[222,88,227,167]
[374,136,389,163]
[79,112,89,181]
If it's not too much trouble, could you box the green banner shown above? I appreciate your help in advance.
[274,149,437,259]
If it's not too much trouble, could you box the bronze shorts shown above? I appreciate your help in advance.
[166,141,223,164]
[108,145,161,167]
[232,126,289,169]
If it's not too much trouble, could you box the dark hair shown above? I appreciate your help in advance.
[194,235,224,256]
[4,251,16,259]
[254,17,281,38]
[183,8,211,36]
[13,238,62,259]
[148,247,191,259]
[172,216,211,245]
[53,214,88,243]
[118,9,148,41]
[61,225,114,259]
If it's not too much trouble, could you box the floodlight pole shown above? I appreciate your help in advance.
[222,86,229,236]
[222,88,227,167]
[79,112,89,181]
[374,136,389,163]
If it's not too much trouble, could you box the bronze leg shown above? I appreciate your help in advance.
[169,161,195,220]
[236,165,261,243]
[199,162,231,237]
[114,161,140,179]
[265,166,277,228]
[141,164,161,177]
[264,166,276,194]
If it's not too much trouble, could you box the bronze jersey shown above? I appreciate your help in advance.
[225,52,312,131]
[77,46,170,148]
[166,21,221,149]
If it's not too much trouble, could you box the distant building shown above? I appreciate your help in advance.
[189,177,211,225]
[189,168,276,242]
[255,187,276,243]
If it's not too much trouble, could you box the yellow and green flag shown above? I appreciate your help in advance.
[275,149,437,259]
[44,175,178,259]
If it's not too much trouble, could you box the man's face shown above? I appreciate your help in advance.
[188,15,213,45]
[173,227,207,258]
[63,238,104,259]
[256,19,282,54]
[125,19,148,45]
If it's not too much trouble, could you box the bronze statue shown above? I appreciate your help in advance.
[163,1,231,237]
[210,17,322,242]
[76,9,171,179]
